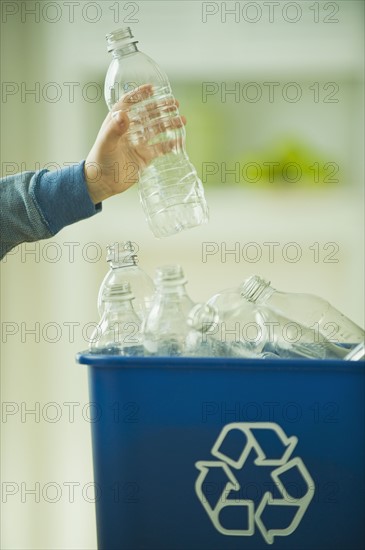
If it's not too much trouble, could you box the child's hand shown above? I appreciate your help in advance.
[84,84,186,204]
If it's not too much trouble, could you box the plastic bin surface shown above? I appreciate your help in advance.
[77,354,365,550]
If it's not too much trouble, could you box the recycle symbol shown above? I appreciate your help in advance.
[195,422,315,545]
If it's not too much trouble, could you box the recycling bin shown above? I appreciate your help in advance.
[77,353,365,550]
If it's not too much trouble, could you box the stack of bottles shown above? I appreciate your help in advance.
[89,242,365,361]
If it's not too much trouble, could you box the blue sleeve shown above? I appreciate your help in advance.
[0,161,101,260]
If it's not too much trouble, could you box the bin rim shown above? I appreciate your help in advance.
[76,351,364,373]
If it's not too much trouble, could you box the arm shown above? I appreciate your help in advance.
[0,162,100,260]
[1,85,185,260]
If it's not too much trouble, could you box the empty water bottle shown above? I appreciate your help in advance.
[142,265,195,356]
[344,342,365,361]
[187,297,257,358]
[90,282,144,355]
[104,27,209,238]
[240,275,364,344]
[98,242,155,320]
[190,290,348,360]
[186,304,235,357]
[258,307,347,360]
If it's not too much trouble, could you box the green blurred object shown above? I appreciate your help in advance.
[238,137,341,188]
[172,81,347,189]
[173,82,228,186]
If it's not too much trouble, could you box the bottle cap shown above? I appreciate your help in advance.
[106,27,139,52]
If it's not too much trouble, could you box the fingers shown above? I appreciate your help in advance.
[146,113,186,141]
[112,84,154,112]
[144,97,179,120]
[112,85,180,115]
[111,110,127,124]
[104,110,130,142]
[110,87,186,137]
[147,132,185,159]
[155,138,182,157]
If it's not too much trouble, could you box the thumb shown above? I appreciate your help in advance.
[108,110,129,138]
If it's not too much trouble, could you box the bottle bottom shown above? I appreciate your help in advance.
[89,345,145,356]
[147,201,208,238]
[139,154,209,238]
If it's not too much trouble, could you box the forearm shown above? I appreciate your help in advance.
[0,162,101,260]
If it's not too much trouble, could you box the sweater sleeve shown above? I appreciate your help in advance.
[0,161,101,260]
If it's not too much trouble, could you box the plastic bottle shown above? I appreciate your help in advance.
[186,304,232,357]
[98,242,155,320]
[90,282,144,355]
[104,27,209,238]
[189,292,348,360]
[344,342,365,361]
[258,307,347,360]
[240,275,364,344]
[142,265,195,356]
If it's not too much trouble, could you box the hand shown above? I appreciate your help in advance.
[84,84,187,204]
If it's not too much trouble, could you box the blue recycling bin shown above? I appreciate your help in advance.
[77,353,365,550]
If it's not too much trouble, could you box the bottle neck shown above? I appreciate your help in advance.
[157,282,189,299]
[109,257,137,269]
[154,266,188,298]
[103,298,138,320]
[107,242,138,268]
[111,42,139,58]
[106,27,139,58]
[102,282,138,318]
[240,275,275,305]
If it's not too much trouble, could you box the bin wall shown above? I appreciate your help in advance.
[79,356,365,550]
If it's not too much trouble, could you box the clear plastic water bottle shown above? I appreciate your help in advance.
[142,265,195,356]
[186,304,234,357]
[98,242,155,320]
[258,307,347,360]
[344,342,365,361]
[90,282,144,355]
[240,275,364,344]
[190,291,348,360]
[258,352,281,359]
[104,27,209,238]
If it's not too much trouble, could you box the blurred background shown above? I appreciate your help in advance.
[1,1,364,548]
